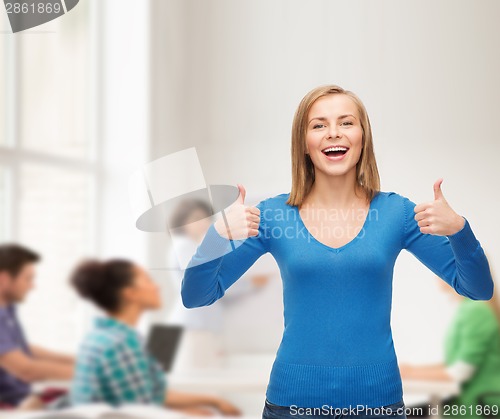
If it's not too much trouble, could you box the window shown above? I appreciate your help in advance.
[0,1,98,352]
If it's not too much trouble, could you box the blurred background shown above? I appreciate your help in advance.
[1,0,499,416]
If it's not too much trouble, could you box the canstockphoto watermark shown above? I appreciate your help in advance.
[289,404,410,416]
[287,403,500,417]
[3,0,80,33]
[259,206,379,242]
[261,222,368,242]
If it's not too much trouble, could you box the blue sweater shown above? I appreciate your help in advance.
[181,191,494,409]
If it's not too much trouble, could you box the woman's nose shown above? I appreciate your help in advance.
[326,126,340,139]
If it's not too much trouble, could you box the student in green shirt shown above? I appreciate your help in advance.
[400,273,500,419]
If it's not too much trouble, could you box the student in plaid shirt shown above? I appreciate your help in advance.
[69,259,241,416]
[71,316,165,405]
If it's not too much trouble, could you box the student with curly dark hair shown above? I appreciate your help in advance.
[69,258,242,416]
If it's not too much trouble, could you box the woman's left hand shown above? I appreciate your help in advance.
[414,178,466,236]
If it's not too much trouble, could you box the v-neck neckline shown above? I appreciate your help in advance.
[295,191,380,253]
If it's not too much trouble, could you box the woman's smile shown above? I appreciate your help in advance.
[321,145,350,161]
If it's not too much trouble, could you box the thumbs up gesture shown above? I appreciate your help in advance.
[413,178,466,236]
[214,184,261,240]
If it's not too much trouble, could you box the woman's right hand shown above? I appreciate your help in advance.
[214,184,261,240]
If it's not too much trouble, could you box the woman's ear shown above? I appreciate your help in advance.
[120,285,137,305]
[0,272,7,295]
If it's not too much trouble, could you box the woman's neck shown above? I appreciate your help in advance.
[110,305,143,328]
[306,168,365,208]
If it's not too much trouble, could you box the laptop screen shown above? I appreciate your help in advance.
[146,324,184,372]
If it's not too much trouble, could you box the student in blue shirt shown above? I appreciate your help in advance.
[69,258,242,416]
[0,244,74,410]
[180,84,494,419]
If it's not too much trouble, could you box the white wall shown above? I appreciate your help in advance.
[79,0,152,333]
[99,0,150,263]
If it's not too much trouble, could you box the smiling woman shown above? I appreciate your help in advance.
[180,84,493,419]
[291,92,375,250]
[288,88,379,208]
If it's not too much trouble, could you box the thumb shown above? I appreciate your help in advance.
[433,178,445,201]
[236,183,246,204]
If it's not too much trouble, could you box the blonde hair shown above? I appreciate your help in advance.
[286,84,380,207]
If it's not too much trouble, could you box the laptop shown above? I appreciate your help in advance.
[146,324,184,372]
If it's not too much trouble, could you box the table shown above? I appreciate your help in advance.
[28,367,461,419]
[403,380,460,419]
[168,368,460,419]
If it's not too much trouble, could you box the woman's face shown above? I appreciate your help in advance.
[305,94,364,180]
[122,265,162,310]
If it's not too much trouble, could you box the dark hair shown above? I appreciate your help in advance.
[168,198,213,234]
[0,244,40,277]
[70,259,135,313]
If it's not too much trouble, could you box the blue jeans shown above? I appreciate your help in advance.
[262,398,407,419]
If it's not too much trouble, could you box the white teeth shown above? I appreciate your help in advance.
[323,146,348,153]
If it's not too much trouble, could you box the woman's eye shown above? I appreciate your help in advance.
[312,122,352,129]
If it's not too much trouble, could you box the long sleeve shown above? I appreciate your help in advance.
[402,196,494,300]
[181,198,271,308]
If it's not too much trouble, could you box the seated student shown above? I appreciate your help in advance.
[400,270,500,419]
[69,258,242,416]
[0,244,75,409]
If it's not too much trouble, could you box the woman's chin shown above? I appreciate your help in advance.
[317,166,354,178]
